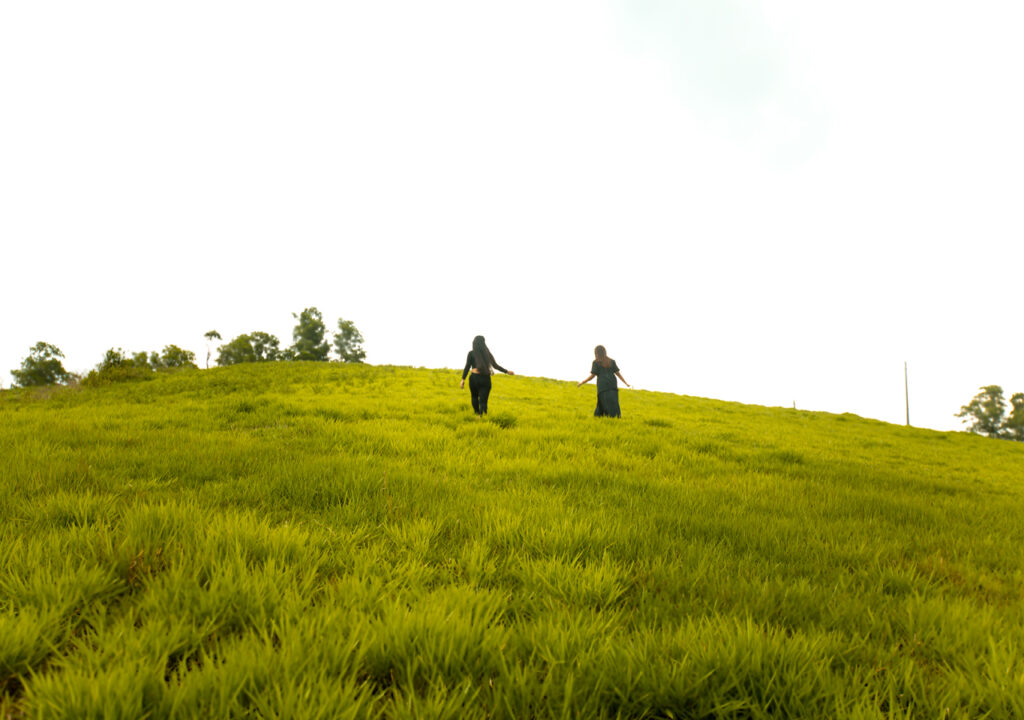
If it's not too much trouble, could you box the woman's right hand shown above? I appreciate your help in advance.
[459,379,465,389]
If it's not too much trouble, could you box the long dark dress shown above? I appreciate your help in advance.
[592,359,622,418]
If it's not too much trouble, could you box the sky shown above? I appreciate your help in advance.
[2,1,1022,432]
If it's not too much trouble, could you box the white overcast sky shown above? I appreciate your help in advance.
[2,1,1022,432]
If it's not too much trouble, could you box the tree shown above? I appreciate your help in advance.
[132,351,156,370]
[291,307,329,361]
[217,332,281,366]
[97,348,129,372]
[11,342,72,387]
[333,318,366,363]
[83,347,152,385]
[1005,393,1024,442]
[216,336,253,366]
[249,332,281,362]
[157,345,197,369]
[204,330,221,369]
[956,385,1007,438]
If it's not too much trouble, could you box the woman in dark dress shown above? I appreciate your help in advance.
[578,345,630,417]
[460,335,514,415]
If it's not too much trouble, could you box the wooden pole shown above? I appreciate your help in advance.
[904,361,910,427]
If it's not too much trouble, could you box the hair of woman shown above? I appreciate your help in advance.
[473,335,497,374]
[594,345,612,369]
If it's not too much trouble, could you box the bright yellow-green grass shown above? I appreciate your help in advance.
[2,363,1023,719]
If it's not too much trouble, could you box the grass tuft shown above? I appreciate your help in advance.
[488,412,518,429]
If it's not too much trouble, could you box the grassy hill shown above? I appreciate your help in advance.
[1,362,1023,719]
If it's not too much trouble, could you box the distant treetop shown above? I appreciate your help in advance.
[291,307,329,362]
[957,385,1023,441]
[11,342,73,387]
[334,318,366,363]
[217,332,282,366]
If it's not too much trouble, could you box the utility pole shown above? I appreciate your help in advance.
[904,361,910,427]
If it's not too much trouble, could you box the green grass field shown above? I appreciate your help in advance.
[2,363,1023,719]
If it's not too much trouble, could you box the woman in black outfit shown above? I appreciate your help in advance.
[460,335,514,415]
[578,345,630,417]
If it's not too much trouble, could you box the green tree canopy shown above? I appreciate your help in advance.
[250,332,281,362]
[333,318,366,363]
[1005,393,1024,442]
[97,348,130,372]
[132,351,157,370]
[156,345,198,369]
[11,342,72,387]
[85,344,195,385]
[291,307,329,361]
[217,332,281,366]
[956,385,1007,438]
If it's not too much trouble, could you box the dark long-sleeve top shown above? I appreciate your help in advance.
[462,351,508,380]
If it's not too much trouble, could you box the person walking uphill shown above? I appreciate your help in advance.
[460,335,514,415]
[578,345,630,417]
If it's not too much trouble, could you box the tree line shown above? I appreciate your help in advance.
[957,386,1024,442]
[8,307,364,388]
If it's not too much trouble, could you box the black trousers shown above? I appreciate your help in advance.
[469,373,492,415]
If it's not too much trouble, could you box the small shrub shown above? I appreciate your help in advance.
[82,366,155,387]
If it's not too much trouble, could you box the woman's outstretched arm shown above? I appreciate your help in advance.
[577,373,596,387]
[615,371,631,388]
[491,359,514,375]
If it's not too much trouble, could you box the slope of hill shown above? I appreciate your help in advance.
[2,363,1022,719]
